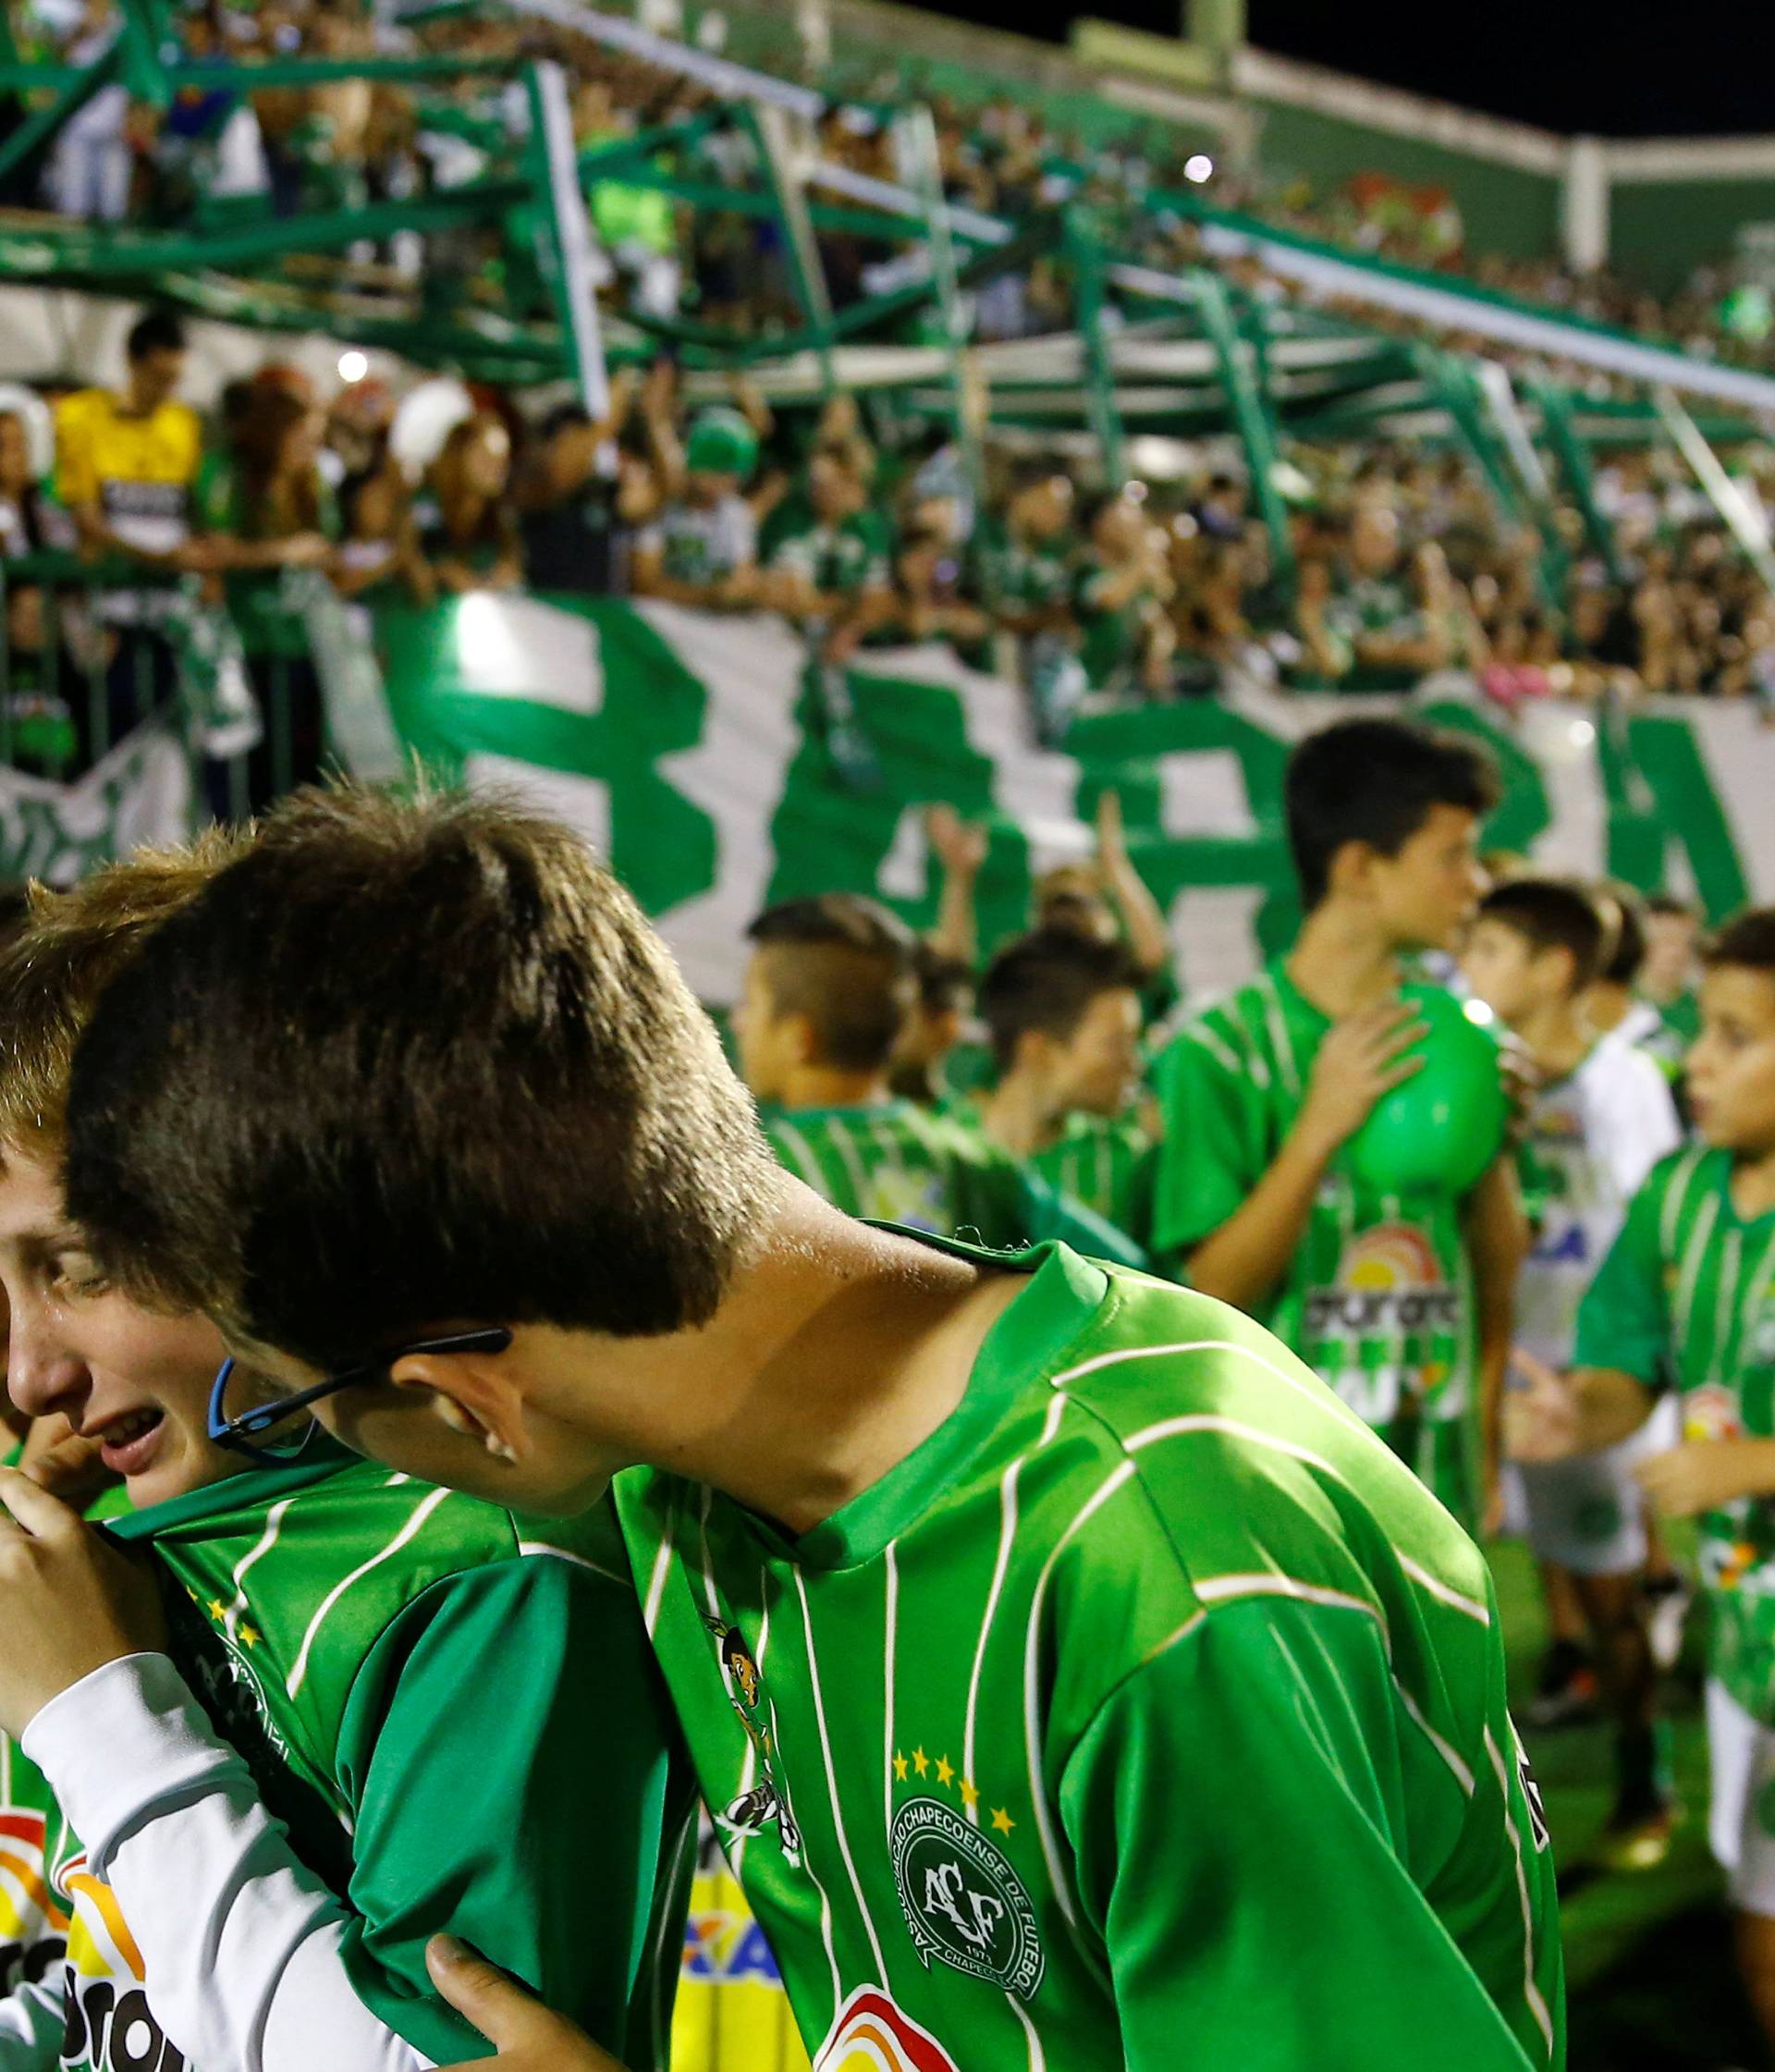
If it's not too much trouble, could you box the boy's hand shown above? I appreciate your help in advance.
[19,1415,120,1508]
[925,803,988,880]
[1502,1349,1580,1463]
[1636,1438,1775,1520]
[1497,1032,1541,1145]
[0,1468,165,1740]
[1296,999,1426,1155]
[425,1937,629,2072]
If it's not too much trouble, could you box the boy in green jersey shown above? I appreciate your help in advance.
[0,851,693,2072]
[1512,906,1775,2048]
[969,928,1157,1256]
[33,787,1561,2072]
[735,894,1146,1268]
[1153,716,1524,1531]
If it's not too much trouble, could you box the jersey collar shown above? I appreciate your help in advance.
[777,1231,1111,1573]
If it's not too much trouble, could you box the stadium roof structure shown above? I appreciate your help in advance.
[3,0,1773,598]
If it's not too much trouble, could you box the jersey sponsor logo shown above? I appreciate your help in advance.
[1529,1220,1588,1268]
[60,1976,187,2072]
[702,1616,803,1864]
[1304,1224,1458,1343]
[1683,1383,1744,1445]
[889,1796,1043,2000]
[682,1898,787,1984]
[0,1806,69,1994]
[813,1986,959,2072]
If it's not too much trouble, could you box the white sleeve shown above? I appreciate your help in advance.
[0,1978,65,2068]
[21,1655,434,2072]
[1603,1051,1683,1203]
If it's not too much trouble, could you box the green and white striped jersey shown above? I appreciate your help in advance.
[1577,1145,1775,1723]
[760,1099,1147,1269]
[943,1099,1158,1262]
[7,1451,693,2072]
[616,1238,1563,2072]
[1154,962,1481,1524]
[1029,1114,1157,1257]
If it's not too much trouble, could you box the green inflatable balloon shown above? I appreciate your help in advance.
[1344,982,1507,1197]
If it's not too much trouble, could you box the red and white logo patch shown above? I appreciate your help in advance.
[814,1986,960,2072]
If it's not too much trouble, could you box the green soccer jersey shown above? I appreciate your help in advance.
[19,1452,693,2072]
[976,526,1071,621]
[1576,1144,1775,1723]
[770,517,889,602]
[943,1097,1157,1260]
[1153,963,1483,1524]
[762,1099,1147,1269]
[1031,1113,1157,1256]
[614,1238,1562,2071]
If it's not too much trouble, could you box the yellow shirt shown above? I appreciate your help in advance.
[671,1853,811,2072]
[54,388,202,557]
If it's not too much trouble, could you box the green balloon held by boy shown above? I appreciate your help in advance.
[1345,982,1508,1197]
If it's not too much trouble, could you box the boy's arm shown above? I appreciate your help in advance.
[1093,791,1170,983]
[924,804,985,967]
[1065,1596,1558,2070]
[1508,1171,1670,1463]
[331,1552,687,2068]
[1174,1001,1424,1309]
[1463,1157,1529,1529]
[21,1654,434,2072]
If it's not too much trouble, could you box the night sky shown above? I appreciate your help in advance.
[950,2,1766,140]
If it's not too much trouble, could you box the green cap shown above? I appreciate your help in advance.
[685,406,759,479]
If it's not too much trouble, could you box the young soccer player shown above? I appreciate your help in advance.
[0,851,693,2072]
[1461,876,1681,1866]
[9,787,1560,2071]
[1152,716,1523,1531]
[735,893,1145,1266]
[1509,906,1775,2043]
[1639,892,1704,1086]
[970,927,1157,1257]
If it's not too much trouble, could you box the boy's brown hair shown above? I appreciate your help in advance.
[0,828,249,1156]
[64,785,782,1370]
[745,894,915,1075]
[1703,907,1775,977]
[1475,876,1615,994]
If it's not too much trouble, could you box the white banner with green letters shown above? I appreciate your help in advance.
[343,593,1774,1007]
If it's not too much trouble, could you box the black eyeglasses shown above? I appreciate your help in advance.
[208,1327,515,1467]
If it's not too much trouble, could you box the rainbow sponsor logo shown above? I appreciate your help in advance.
[1305,1223,1458,1343]
[813,1987,959,2072]
[1684,1383,1744,1444]
[0,1806,68,1995]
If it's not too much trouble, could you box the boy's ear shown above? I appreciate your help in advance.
[786,1011,821,1069]
[1326,837,1378,904]
[388,1351,532,1463]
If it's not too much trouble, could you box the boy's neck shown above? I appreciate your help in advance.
[1731,1143,1775,1222]
[777,1065,894,1111]
[534,1191,1023,1536]
[1286,900,1406,1018]
[1585,983,1633,1036]
[1510,995,1592,1079]
[979,1071,1064,1158]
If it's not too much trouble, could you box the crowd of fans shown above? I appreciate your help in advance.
[8,0,1775,374]
[6,0,1775,795]
[6,299,1775,814]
